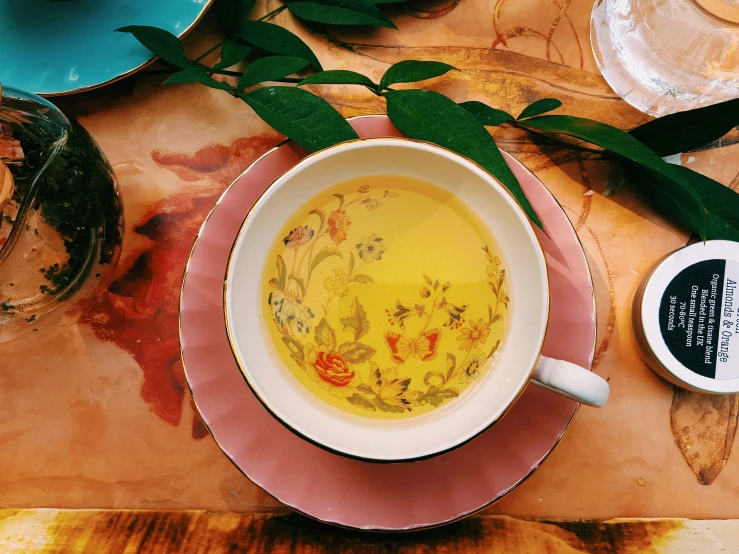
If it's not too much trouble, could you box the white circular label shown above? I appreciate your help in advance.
[658,259,739,379]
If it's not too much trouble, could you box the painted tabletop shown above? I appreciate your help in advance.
[3,0,739,540]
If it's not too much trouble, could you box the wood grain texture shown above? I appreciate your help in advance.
[5,509,739,554]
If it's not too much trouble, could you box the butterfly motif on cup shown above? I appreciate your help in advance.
[384,329,442,363]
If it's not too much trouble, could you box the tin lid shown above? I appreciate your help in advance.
[635,240,739,394]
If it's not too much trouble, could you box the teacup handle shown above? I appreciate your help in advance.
[531,357,610,407]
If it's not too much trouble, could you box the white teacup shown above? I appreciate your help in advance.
[225,139,609,462]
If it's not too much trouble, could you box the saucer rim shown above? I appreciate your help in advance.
[179,114,597,531]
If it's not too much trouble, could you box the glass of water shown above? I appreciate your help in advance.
[591,0,739,116]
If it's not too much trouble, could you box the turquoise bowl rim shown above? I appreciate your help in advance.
[0,0,214,97]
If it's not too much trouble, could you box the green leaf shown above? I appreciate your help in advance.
[423,387,459,407]
[379,60,455,90]
[299,70,377,89]
[679,167,739,240]
[163,68,203,84]
[635,164,739,241]
[285,0,397,28]
[240,87,359,152]
[309,208,326,227]
[488,338,501,359]
[288,273,307,297]
[446,352,456,380]
[385,89,542,228]
[425,395,443,407]
[521,115,707,237]
[348,251,355,275]
[164,67,234,90]
[116,26,192,69]
[340,296,369,340]
[459,101,513,126]
[281,336,305,360]
[237,21,322,70]
[214,40,253,70]
[218,0,258,39]
[374,398,406,413]
[518,98,562,119]
[315,318,337,350]
[271,255,287,291]
[629,98,739,157]
[488,280,498,296]
[238,56,311,89]
[310,246,343,276]
[352,274,375,283]
[338,342,377,363]
[347,393,376,411]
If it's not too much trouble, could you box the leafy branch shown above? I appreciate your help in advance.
[118,0,739,240]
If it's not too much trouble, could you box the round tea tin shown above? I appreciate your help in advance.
[634,240,739,393]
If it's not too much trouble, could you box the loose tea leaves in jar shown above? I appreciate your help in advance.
[0,85,123,350]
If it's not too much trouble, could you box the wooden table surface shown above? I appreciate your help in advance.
[3,0,739,551]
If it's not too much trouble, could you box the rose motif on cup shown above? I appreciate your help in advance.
[304,343,360,399]
[315,350,354,386]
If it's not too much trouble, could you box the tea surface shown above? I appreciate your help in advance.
[262,175,509,419]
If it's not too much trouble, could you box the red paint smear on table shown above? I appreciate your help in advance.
[82,133,281,439]
[151,135,283,185]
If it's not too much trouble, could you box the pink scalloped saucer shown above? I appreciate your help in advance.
[180,115,596,531]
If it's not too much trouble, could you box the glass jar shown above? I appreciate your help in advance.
[591,0,739,116]
[0,86,123,352]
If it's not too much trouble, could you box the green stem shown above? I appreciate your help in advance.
[258,4,287,20]
[209,67,301,84]
[195,40,225,63]
[346,261,363,281]
[288,248,299,298]
[418,294,437,335]
[491,295,500,324]
[204,67,243,77]
[514,122,606,155]
[139,66,301,85]
[344,191,384,208]
[298,228,327,275]
[266,77,302,83]
[301,229,329,293]
[322,290,336,317]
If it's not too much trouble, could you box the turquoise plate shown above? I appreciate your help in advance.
[0,0,213,96]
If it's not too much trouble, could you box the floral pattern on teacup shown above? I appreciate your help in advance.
[267,186,508,416]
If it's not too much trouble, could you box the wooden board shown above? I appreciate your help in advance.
[2,510,739,553]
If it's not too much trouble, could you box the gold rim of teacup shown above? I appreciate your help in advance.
[223,136,551,463]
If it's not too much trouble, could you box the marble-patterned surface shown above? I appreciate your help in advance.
[2,0,739,519]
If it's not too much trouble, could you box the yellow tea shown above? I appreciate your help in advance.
[262,175,509,419]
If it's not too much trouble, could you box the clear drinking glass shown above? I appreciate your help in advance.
[591,0,739,116]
